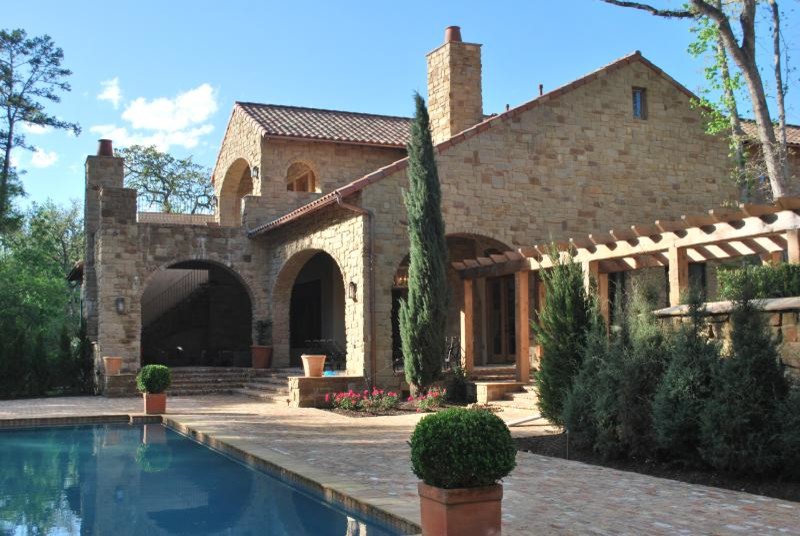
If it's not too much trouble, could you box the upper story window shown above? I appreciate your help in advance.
[286,162,319,192]
[632,87,647,119]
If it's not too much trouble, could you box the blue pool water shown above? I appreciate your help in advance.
[0,424,404,535]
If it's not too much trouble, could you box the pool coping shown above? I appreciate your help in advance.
[0,414,422,535]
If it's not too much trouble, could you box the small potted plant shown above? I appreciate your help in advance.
[409,407,516,536]
[251,320,273,369]
[136,364,172,414]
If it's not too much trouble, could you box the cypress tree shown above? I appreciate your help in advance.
[399,93,448,394]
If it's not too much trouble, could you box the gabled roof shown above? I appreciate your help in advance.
[741,121,800,147]
[248,51,679,237]
[236,102,413,148]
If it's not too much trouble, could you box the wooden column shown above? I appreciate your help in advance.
[460,278,474,376]
[515,271,530,384]
[668,246,689,306]
[583,260,609,325]
[788,229,800,264]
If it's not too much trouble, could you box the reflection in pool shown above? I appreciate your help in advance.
[0,424,402,535]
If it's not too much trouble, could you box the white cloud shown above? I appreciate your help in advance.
[90,83,218,152]
[30,148,59,168]
[122,84,217,131]
[97,77,122,108]
[21,123,53,135]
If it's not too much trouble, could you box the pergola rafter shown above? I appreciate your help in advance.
[452,198,800,385]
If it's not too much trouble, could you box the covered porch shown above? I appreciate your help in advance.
[453,197,800,402]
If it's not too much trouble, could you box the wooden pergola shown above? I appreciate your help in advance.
[452,198,800,385]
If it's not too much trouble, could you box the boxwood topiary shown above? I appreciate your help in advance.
[409,407,516,489]
[136,365,171,394]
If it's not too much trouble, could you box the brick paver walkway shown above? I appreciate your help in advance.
[1,395,797,535]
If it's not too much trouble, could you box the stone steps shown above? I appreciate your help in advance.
[165,367,298,399]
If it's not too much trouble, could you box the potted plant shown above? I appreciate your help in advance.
[409,407,516,536]
[136,364,172,414]
[251,320,273,369]
[301,354,326,377]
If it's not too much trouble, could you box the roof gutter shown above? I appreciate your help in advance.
[334,192,377,388]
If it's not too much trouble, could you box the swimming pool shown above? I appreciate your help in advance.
[0,424,404,535]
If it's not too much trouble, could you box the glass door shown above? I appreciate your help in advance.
[487,275,516,364]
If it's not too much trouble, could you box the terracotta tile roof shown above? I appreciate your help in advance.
[740,121,800,147]
[236,102,413,148]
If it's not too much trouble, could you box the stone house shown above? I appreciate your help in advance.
[83,26,797,397]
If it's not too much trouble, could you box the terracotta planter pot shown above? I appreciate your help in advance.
[301,354,326,377]
[103,356,123,376]
[143,393,167,414]
[251,346,273,369]
[418,482,503,536]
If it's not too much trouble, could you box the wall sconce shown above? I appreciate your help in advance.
[115,297,126,314]
[251,166,260,180]
[348,282,358,302]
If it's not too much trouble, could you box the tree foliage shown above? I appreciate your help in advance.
[399,93,448,394]
[117,145,215,214]
[601,0,793,199]
[0,28,80,230]
[534,251,594,425]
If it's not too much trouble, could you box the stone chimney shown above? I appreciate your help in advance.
[426,26,483,145]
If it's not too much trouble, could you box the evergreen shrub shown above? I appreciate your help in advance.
[136,365,172,394]
[717,263,800,300]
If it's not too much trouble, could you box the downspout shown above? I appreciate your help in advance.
[335,191,377,388]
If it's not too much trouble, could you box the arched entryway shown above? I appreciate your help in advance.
[218,158,254,226]
[390,234,512,369]
[141,261,253,367]
[273,251,347,369]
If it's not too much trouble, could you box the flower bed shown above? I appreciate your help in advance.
[324,386,452,417]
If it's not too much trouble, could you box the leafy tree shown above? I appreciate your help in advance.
[117,145,215,214]
[699,296,788,475]
[601,1,792,198]
[534,251,594,425]
[652,291,720,464]
[400,93,448,394]
[0,29,80,229]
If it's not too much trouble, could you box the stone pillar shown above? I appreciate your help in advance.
[514,271,530,384]
[460,278,474,376]
[426,26,483,144]
[668,246,689,306]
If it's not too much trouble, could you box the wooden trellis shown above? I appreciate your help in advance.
[452,198,800,384]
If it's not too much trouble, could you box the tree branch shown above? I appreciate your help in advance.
[600,0,694,18]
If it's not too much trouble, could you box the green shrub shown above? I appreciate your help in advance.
[535,252,594,425]
[136,365,171,394]
[717,262,800,300]
[778,386,800,480]
[652,295,720,465]
[699,298,788,475]
[410,408,516,488]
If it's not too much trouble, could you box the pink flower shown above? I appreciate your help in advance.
[407,396,414,402]
[325,393,330,402]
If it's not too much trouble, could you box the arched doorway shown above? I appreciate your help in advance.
[141,261,253,367]
[285,252,346,368]
[218,158,254,226]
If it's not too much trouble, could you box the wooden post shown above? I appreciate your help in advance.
[460,278,474,376]
[583,260,609,325]
[668,246,689,306]
[515,271,530,384]
[787,229,800,264]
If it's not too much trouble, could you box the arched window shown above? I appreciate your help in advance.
[286,162,318,192]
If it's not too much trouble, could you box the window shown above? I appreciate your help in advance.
[286,162,318,192]
[632,87,647,119]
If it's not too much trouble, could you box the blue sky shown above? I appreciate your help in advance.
[5,0,799,209]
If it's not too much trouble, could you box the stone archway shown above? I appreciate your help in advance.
[218,158,253,227]
[140,259,253,367]
[272,250,347,369]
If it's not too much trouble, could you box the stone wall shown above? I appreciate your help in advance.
[361,58,738,387]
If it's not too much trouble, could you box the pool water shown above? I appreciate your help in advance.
[0,424,403,535]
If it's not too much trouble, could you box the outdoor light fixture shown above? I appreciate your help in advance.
[348,282,358,302]
[252,166,259,180]
[115,297,126,314]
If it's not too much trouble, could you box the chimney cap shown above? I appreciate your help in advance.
[444,26,462,43]
[97,139,114,157]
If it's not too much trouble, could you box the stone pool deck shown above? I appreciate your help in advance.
[1,395,798,535]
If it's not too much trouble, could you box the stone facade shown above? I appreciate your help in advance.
[88,28,761,395]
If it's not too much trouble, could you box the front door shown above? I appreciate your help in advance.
[487,275,516,364]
